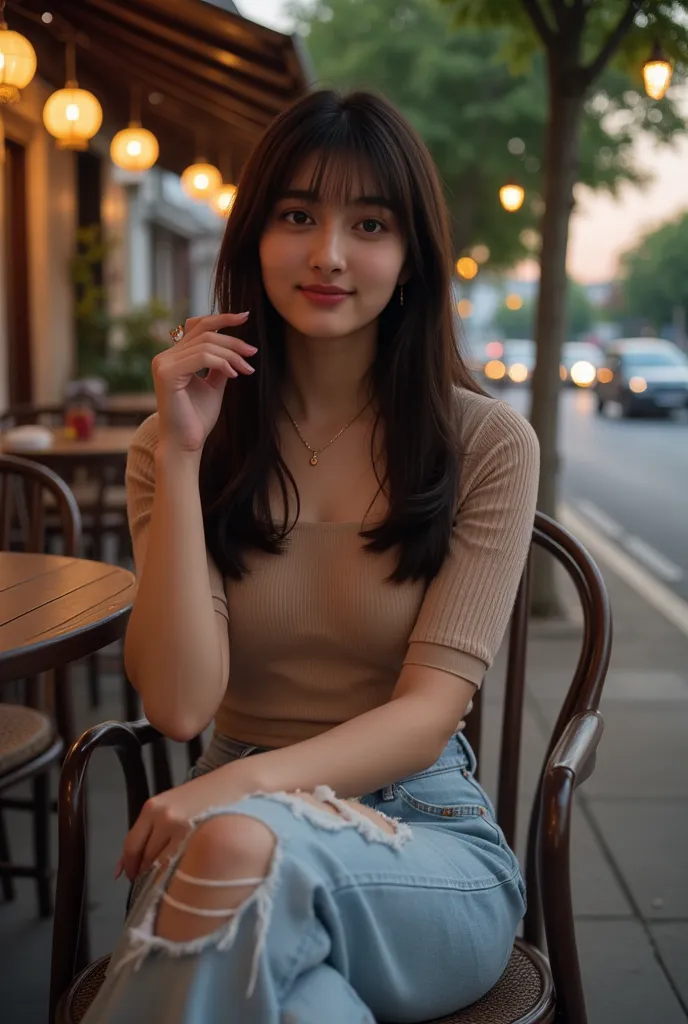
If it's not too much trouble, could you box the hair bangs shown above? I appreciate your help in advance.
[260,100,416,237]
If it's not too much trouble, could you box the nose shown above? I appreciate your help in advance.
[308,222,347,276]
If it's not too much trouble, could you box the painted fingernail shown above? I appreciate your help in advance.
[236,310,250,319]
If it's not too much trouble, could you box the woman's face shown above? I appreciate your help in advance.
[259,156,407,339]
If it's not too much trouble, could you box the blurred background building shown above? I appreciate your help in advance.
[0,0,311,409]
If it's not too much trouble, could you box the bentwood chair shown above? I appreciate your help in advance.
[49,511,612,1024]
[0,454,81,916]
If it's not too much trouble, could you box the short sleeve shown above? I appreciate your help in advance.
[402,400,539,687]
[125,414,229,622]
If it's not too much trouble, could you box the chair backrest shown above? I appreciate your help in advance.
[463,509,612,949]
[0,453,82,556]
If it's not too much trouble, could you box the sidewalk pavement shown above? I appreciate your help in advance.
[1,551,687,1023]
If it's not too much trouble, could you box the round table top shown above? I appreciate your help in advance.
[0,551,136,684]
[0,425,138,459]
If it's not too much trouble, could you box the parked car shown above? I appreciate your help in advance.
[595,338,688,417]
[560,341,603,388]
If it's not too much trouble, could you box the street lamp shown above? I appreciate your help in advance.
[499,182,525,212]
[456,256,478,280]
[643,42,672,100]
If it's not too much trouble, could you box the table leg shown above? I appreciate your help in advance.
[53,666,76,751]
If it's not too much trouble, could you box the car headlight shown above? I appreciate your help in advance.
[629,376,647,393]
[508,362,529,383]
[570,360,596,387]
[484,359,506,380]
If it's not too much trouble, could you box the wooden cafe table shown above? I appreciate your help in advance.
[0,552,136,742]
[0,425,139,468]
[0,423,138,547]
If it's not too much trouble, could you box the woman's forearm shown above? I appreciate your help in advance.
[124,445,228,739]
[222,667,476,800]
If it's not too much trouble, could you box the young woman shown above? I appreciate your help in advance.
[85,89,539,1024]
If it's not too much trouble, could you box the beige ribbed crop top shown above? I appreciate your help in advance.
[125,389,539,747]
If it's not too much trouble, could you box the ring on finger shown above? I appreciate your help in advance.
[169,324,185,345]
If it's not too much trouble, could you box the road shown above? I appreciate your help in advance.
[502,386,688,602]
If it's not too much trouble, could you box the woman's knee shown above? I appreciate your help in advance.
[154,814,277,942]
[182,813,277,879]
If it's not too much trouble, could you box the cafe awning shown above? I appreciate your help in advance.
[8,0,313,174]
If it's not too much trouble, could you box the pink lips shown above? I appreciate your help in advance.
[298,286,354,307]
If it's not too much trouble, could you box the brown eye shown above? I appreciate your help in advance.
[359,218,384,234]
[283,210,312,226]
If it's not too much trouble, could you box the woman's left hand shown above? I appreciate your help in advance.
[117,763,254,882]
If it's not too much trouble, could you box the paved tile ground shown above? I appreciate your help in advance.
[1,557,687,1023]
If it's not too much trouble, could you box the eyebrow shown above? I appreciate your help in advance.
[278,188,395,210]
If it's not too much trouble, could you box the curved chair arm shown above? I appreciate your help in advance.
[538,710,604,1024]
[49,718,162,1023]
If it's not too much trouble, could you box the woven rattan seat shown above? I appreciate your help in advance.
[57,942,554,1024]
[0,704,53,776]
[58,956,110,1024]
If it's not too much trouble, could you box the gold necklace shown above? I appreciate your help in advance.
[283,396,373,466]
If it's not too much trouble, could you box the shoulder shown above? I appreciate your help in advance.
[129,412,160,454]
[126,413,160,489]
[452,389,539,507]
[453,387,539,463]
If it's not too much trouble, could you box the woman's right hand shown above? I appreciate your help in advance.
[152,312,257,454]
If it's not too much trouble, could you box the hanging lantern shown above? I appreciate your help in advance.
[499,183,525,213]
[110,84,158,172]
[209,182,237,217]
[643,42,672,101]
[181,159,222,200]
[43,82,102,149]
[43,41,101,150]
[0,3,37,104]
[111,123,158,172]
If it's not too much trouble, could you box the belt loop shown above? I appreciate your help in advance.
[457,732,477,775]
[381,784,396,801]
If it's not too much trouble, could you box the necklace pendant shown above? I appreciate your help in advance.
[309,454,319,466]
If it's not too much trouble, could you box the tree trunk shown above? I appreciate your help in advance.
[529,66,585,617]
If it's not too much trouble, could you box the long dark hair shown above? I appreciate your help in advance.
[200,89,488,585]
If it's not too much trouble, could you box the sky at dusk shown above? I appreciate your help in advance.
[237,1,688,284]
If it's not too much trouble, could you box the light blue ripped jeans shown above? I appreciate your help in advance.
[83,731,526,1024]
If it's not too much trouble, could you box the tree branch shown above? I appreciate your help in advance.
[549,0,568,32]
[582,0,642,86]
[521,0,556,46]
